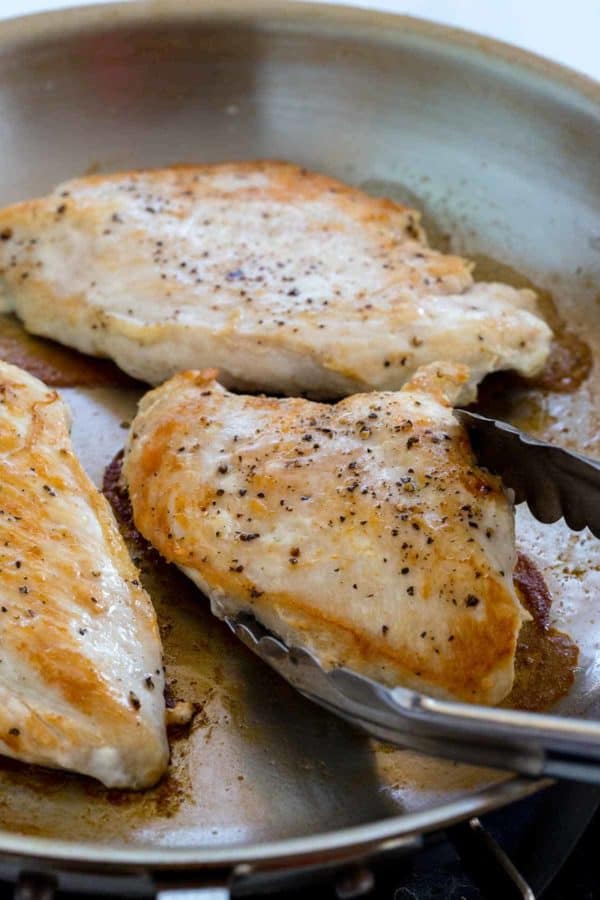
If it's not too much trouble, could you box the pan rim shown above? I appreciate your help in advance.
[0,0,596,872]
[0,0,598,103]
[0,778,545,870]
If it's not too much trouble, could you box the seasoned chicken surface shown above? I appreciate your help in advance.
[0,361,168,788]
[123,363,527,705]
[0,162,551,401]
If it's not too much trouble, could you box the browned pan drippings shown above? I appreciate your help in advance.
[469,255,593,396]
[0,314,138,388]
[504,554,579,712]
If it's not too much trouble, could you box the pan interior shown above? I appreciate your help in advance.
[0,2,597,857]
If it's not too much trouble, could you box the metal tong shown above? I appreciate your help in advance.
[455,410,600,539]
[219,412,600,783]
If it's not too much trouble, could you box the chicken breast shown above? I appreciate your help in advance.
[0,162,551,401]
[123,363,527,705]
[0,360,168,788]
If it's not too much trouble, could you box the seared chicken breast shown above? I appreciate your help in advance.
[123,363,527,705]
[0,162,551,401]
[0,361,168,788]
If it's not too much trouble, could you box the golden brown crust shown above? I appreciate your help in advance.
[0,361,168,787]
[124,366,525,704]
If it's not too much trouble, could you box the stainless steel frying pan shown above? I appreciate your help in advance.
[0,2,598,895]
